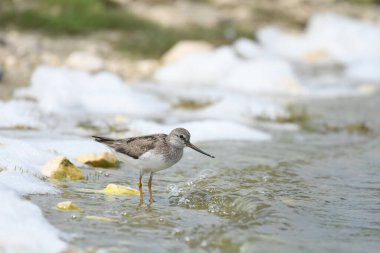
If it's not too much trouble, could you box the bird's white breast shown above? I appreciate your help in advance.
[115,150,179,174]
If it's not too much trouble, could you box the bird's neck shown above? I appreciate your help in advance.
[166,135,185,149]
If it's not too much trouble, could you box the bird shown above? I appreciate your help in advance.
[92,128,215,206]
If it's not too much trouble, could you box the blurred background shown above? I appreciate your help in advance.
[1,0,380,99]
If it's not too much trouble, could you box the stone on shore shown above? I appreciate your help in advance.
[42,156,84,180]
[65,51,105,72]
[162,40,214,64]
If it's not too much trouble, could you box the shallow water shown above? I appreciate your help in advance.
[28,94,380,253]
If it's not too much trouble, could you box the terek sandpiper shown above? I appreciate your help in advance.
[93,128,214,206]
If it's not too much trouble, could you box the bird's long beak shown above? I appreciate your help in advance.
[186,142,215,158]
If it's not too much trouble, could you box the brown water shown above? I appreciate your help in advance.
[30,94,380,253]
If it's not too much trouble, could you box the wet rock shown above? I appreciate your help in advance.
[101,184,139,195]
[77,184,140,195]
[76,152,119,168]
[162,40,214,64]
[42,156,84,180]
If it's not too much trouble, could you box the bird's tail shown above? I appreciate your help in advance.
[92,135,116,144]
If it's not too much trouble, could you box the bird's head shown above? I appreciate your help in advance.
[168,128,215,158]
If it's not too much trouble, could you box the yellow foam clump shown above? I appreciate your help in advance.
[303,49,330,63]
[85,215,118,222]
[358,84,378,95]
[56,201,82,211]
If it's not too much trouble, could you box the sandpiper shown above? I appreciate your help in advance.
[93,128,214,206]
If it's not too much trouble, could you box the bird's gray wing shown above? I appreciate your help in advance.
[93,134,167,159]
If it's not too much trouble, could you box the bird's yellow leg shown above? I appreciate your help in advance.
[148,173,154,204]
[139,175,143,206]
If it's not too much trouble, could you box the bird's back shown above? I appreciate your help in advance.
[93,134,167,160]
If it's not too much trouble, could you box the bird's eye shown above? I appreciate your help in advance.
[179,135,184,139]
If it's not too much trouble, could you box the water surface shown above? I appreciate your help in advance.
[30,94,380,253]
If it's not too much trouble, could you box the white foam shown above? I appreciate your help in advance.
[249,99,288,120]
[154,43,302,95]
[154,46,240,86]
[0,171,58,195]
[27,138,110,164]
[0,189,66,253]
[153,86,287,123]
[258,26,321,63]
[195,94,286,122]
[138,82,289,124]
[189,94,252,122]
[218,57,302,95]
[0,136,54,176]
[0,100,42,129]
[258,13,380,65]
[0,136,67,252]
[129,120,271,142]
[345,58,380,83]
[15,65,169,117]
[232,38,265,59]
[0,134,112,173]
